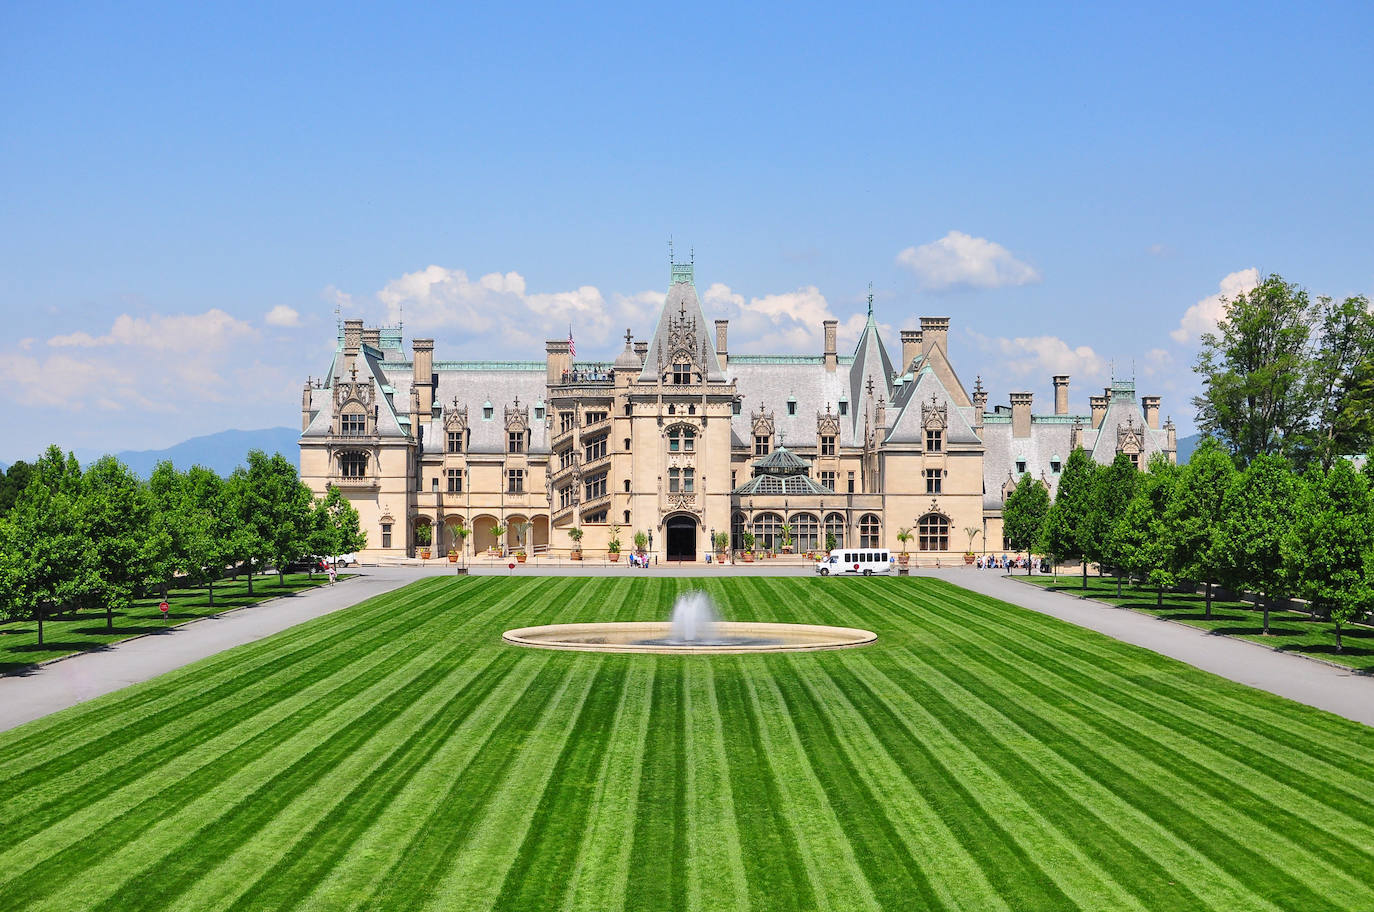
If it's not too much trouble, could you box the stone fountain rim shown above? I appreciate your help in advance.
[501,621,877,655]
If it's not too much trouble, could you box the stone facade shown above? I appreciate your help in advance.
[299,261,1177,561]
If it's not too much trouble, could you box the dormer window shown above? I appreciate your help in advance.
[446,430,463,453]
[925,428,943,452]
[820,435,836,456]
[508,430,525,454]
[1016,460,1026,475]
[754,434,771,457]
[672,362,692,384]
[341,412,366,436]
[482,402,494,420]
[838,399,848,416]
[787,398,797,416]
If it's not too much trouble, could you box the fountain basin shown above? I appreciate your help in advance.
[502,621,876,654]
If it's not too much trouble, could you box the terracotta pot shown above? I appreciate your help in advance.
[964,554,976,565]
[420,549,431,560]
[898,553,910,566]
[448,553,458,563]
[743,553,755,563]
[570,550,582,561]
[516,554,527,563]
[608,552,620,562]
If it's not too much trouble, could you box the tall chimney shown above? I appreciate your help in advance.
[361,327,381,348]
[1142,395,1160,430]
[823,320,838,371]
[1011,392,1033,438]
[342,318,363,376]
[920,316,950,357]
[634,341,648,365]
[1053,375,1069,415]
[900,330,923,372]
[412,338,434,417]
[715,319,729,366]
[301,379,313,431]
[546,339,572,385]
[973,377,987,429]
[1090,393,1108,429]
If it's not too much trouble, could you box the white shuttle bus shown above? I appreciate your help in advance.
[816,548,893,576]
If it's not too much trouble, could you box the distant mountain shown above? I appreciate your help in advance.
[1176,433,1201,464]
[111,427,300,477]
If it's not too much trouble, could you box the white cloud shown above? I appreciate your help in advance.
[1170,268,1260,344]
[701,282,873,354]
[47,309,257,352]
[896,231,1040,291]
[969,330,1107,379]
[265,305,302,327]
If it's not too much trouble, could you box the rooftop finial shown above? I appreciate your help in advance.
[867,281,874,318]
[624,327,633,347]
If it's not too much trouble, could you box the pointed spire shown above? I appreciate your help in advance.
[867,281,874,318]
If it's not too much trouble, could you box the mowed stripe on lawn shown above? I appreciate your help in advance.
[2,576,1373,912]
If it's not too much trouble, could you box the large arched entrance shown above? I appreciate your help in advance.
[665,514,698,561]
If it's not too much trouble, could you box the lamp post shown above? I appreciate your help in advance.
[709,527,715,563]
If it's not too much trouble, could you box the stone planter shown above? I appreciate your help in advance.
[570,549,582,561]
[608,552,620,562]
[448,553,459,563]
[898,553,909,566]
[516,553,527,564]
[964,553,976,565]
[419,549,431,560]
[743,553,755,563]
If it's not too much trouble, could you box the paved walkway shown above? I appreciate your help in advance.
[2,565,1369,734]
[936,568,1374,728]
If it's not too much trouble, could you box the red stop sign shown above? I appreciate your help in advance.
[159,601,169,613]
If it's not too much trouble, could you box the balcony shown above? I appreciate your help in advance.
[552,501,577,525]
[550,459,579,485]
[582,415,611,438]
[580,450,611,477]
[551,425,577,451]
[580,490,611,517]
[330,472,380,490]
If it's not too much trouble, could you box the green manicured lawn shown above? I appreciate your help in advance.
[1022,574,1374,671]
[0,572,347,674]
[2,576,1373,911]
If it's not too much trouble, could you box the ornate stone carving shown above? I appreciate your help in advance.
[505,395,530,432]
[817,404,841,437]
[922,393,948,429]
[751,408,775,438]
[1117,415,1144,455]
[444,397,469,433]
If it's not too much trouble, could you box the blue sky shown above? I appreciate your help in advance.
[2,0,1371,461]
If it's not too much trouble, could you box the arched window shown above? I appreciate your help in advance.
[824,512,846,550]
[790,513,820,552]
[859,513,881,549]
[731,512,746,551]
[918,513,949,551]
[753,512,783,550]
[340,451,368,478]
[667,426,695,452]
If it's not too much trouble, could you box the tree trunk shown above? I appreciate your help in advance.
[1205,581,1213,620]
[278,569,285,586]
[246,561,254,596]
[1116,574,1123,598]
[106,600,114,632]
[1262,598,1270,635]
[36,607,43,647]
[1335,622,1343,652]
[207,579,214,608]
[1157,585,1163,608]
[1082,560,1088,590]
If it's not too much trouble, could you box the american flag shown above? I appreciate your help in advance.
[568,325,575,358]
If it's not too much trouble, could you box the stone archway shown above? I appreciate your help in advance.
[665,514,698,562]
[531,516,550,554]
[471,514,499,554]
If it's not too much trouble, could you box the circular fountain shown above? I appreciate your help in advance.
[502,589,876,655]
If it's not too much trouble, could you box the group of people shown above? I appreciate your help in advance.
[976,554,1047,573]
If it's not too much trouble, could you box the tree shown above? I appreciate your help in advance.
[237,451,313,586]
[1164,438,1237,618]
[145,461,185,598]
[1215,453,1298,634]
[1110,455,1180,606]
[0,460,34,516]
[1193,274,1315,465]
[180,466,231,605]
[0,455,84,643]
[76,456,156,631]
[223,465,269,596]
[1084,454,1139,595]
[1283,460,1374,650]
[1300,294,1374,468]
[1039,448,1097,588]
[314,486,365,568]
[1002,474,1048,576]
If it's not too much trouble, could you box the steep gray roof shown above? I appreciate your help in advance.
[848,305,894,436]
[728,360,859,448]
[638,267,726,383]
[885,365,981,447]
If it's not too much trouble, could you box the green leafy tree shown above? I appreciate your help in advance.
[0,460,34,516]
[145,461,185,598]
[0,455,84,643]
[180,465,231,605]
[76,456,157,631]
[1040,448,1097,588]
[1283,460,1374,650]
[1086,454,1140,596]
[1193,274,1315,465]
[1110,455,1181,606]
[1215,453,1299,634]
[236,451,314,586]
[316,486,365,566]
[1164,438,1237,618]
[1301,294,1374,468]
[224,463,270,595]
[1002,474,1049,576]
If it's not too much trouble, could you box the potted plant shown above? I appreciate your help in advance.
[511,520,531,562]
[780,523,794,554]
[633,530,648,558]
[607,523,622,562]
[490,523,506,557]
[515,548,527,563]
[741,531,756,562]
[712,531,729,562]
[964,526,981,565]
[415,522,432,560]
[568,526,584,560]
[896,527,912,566]
[452,526,470,573]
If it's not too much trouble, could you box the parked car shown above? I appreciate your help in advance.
[331,553,359,568]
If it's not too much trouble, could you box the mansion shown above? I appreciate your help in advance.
[299,260,1177,561]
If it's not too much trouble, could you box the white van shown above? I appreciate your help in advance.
[816,548,893,576]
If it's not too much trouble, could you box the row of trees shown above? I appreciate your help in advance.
[0,448,365,640]
[1004,442,1374,649]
